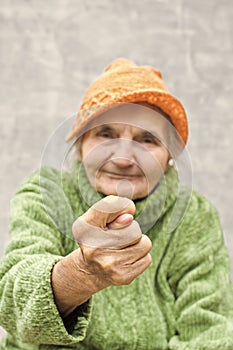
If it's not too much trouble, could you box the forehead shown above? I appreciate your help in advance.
[87,103,169,132]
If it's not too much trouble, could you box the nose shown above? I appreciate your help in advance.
[111,139,135,168]
[111,158,135,168]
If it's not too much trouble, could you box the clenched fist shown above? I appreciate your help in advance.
[51,196,152,318]
[72,195,152,287]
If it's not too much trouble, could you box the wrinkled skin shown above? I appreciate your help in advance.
[52,196,152,317]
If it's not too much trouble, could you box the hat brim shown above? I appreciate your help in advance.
[65,89,188,145]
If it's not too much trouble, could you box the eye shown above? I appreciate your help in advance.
[96,128,118,139]
[99,131,112,138]
[142,136,155,144]
[138,133,161,145]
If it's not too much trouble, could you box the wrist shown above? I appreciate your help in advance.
[51,249,107,318]
[72,248,110,293]
[51,250,91,318]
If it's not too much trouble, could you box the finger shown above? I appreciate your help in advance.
[73,219,142,249]
[107,213,134,230]
[101,234,152,262]
[112,253,152,286]
[118,235,152,263]
[83,195,136,228]
[128,253,152,277]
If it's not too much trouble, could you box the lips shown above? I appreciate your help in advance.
[102,170,142,179]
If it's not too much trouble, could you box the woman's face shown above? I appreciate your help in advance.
[79,104,170,200]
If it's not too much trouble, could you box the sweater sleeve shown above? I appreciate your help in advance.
[168,193,233,350]
[0,167,92,346]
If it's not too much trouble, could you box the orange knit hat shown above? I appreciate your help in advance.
[66,58,188,144]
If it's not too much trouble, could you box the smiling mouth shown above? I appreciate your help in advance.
[103,171,142,179]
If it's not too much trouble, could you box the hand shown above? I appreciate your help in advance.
[51,196,152,318]
[72,195,152,288]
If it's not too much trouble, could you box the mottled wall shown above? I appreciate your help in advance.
[0,0,233,338]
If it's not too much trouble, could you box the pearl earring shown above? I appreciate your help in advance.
[168,158,175,167]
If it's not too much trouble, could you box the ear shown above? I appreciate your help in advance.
[75,139,83,161]
[77,151,82,161]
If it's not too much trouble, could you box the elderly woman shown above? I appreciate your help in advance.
[0,58,233,350]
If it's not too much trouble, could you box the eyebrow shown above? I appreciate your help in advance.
[142,130,163,140]
[95,124,160,137]
[95,125,164,139]
[95,125,115,132]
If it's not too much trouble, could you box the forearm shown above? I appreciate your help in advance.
[51,248,107,318]
[0,167,94,344]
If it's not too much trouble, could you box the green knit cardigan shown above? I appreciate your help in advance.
[0,162,233,350]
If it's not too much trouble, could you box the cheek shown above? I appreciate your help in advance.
[162,150,170,167]
[80,141,113,181]
[152,147,169,166]
[80,140,96,160]
[137,148,169,184]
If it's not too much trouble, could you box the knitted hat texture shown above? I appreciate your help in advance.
[66,58,188,144]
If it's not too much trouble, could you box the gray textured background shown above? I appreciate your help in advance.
[0,0,233,338]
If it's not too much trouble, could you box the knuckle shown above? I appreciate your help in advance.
[105,262,133,286]
[94,196,135,217]
[85,208,105,225]
[140,235,152,251]
[107,270,121,285]
[72,220,79,236]
[112,272,133,286]
[146,253,152,266]
[122,276,134,285]
[111,277,122,286]
[81,246,95,262]
[97,254,117,275]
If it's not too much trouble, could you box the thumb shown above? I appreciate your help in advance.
[82,195,136,229]
[107,213,134,230]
